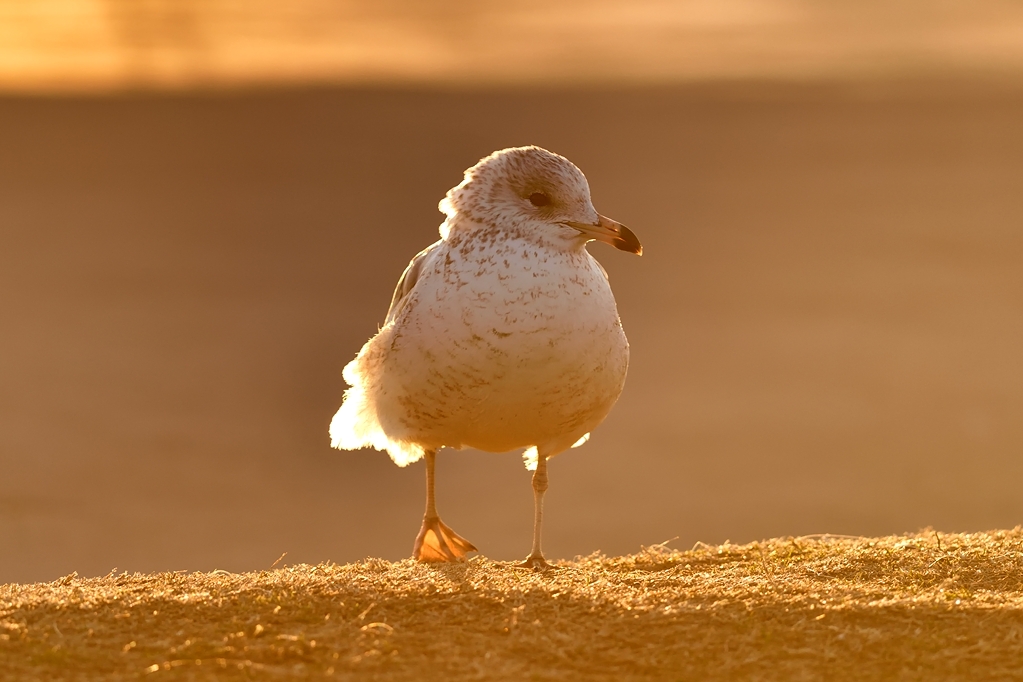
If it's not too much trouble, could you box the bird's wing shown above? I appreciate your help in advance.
[384,240,441,326]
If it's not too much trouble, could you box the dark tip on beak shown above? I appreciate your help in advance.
[612,223,643,256]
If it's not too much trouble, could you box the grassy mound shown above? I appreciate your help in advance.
[3,529,1023,680]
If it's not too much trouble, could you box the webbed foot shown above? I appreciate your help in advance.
[413,516,477,562]
[515,553,553,571]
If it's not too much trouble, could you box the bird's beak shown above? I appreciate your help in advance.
[564,215,643,256]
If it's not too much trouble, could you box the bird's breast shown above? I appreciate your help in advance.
[387,242,629,452]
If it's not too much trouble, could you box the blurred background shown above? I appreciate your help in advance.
[2,0,1022,585]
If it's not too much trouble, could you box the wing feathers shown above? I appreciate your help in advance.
[384,241,440,326]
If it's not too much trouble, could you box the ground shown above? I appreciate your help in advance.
[3,529,1023,681]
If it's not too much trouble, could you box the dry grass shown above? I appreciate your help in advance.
[3,529,1023,681]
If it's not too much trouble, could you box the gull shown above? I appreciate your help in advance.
[329,146,641,569]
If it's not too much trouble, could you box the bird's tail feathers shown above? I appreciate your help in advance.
[522,446,539,471]
[329,362,425,467]
[521,432,590,471]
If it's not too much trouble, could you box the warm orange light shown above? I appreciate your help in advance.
[2,0,1023,92]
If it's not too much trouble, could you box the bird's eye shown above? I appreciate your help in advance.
[529,192,551,207]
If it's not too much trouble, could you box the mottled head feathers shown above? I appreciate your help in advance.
[439,146,599,241]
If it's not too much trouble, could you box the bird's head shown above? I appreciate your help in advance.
[439,146,642,255]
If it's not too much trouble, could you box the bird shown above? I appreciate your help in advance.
[329,146,641,569]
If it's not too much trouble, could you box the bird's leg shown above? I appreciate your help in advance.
[412,449,477,562]
[518,452,552,570]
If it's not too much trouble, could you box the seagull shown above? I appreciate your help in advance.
[329,146,641,569]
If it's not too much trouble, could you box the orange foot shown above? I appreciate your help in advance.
[515,553,553,571]
[413,515,477,562]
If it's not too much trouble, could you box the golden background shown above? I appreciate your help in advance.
[1,1,1022,583]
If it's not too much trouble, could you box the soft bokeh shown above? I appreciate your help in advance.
[2,2,1022,584]
[3,0,1023,90]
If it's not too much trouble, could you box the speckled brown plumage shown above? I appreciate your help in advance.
[329,146,641,566]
